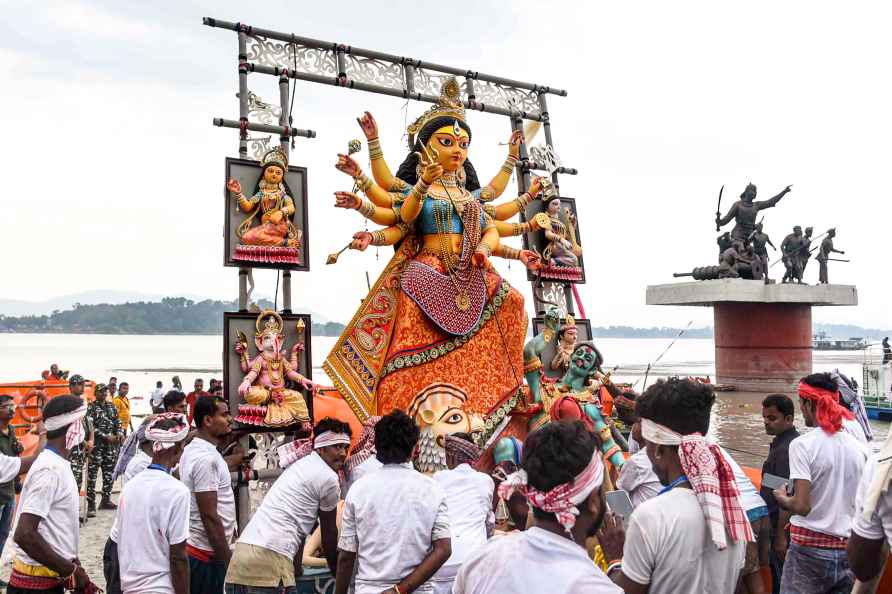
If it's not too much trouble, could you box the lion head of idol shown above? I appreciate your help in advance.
[408,382,484,474]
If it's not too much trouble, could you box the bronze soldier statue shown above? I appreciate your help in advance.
[799,227,815,280]
[817,228,845,284]
[716,183,792,243]
[780,226,804,283]
[748,222,775,283]
[717,232,733,262]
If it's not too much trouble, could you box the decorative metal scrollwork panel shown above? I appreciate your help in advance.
[412,68,452,97]
[344,55,404,90]
[474,79,539,113]
[246,91,281,125]
[246,34,337,75]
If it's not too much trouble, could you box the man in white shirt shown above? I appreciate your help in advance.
[600,378,749,594]
[116,413,191,594]
[454,420,620,594]
[10,395,99,594]
[848,430,892,583]
[180,396,236,594]
[226,417,351,593]
[431,433,494,594]
[773,373,869,594]
[150,381,165,413]
[334,410,451,594]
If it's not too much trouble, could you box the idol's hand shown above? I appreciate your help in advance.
[350,231,373,252]
[472,251,491,269]
[226,178,242,194]
[334,191,362,210]
[234,341,246,354]
[269,210,284,224]
[507,129,523,159]
[300,377,316,392]
[420,161,444,185]
[356,111,378,140]
[291,342,305,355]
[335,154,362,178]
[528,176,544,198]
[519,250,542,271]
[238,380,250,398]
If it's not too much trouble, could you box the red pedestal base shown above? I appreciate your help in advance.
[714,302,813,392]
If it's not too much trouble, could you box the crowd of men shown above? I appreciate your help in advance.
[1,371,890,593]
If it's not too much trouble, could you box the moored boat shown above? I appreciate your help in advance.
[0,376,95,456]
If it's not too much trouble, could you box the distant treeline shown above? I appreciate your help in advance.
[591,326,714,338]
[0,298,346,336]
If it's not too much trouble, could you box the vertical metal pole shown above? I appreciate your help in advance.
[278,73,290,157]
[537,93,560,194]
[279,73,293,313]
[511,116,531,195]
[237,31,251,313]
[237,31,249,159]
[236,28,252,531]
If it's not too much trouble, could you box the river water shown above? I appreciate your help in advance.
[0,333,884,467]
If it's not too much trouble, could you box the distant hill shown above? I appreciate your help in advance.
[0,290,330,323]
[813,323,891,341]
[0,297,345,336]
[591,326,713,338]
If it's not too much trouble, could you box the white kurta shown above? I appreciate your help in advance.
[430,464,495,593]
[453,527,621,593]
[339,463,450,594]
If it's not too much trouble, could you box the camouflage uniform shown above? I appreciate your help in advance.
[86,399,122,505]
[69,414,93,490]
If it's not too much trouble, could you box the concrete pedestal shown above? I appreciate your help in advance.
[646,280,858,393]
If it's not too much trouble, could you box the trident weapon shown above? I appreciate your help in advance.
[715,185,724,232]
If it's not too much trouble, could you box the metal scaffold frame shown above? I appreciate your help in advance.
[204,17,583,525]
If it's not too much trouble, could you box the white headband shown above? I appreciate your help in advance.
[44,403,87,431]
[146,413,190,452]
[44,403,88,450]
[314,431,351,449]
[641,418,685,445]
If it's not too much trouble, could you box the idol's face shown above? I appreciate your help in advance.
[548,199,561,215]
[261,334,276,351]
[429,128,469,173]
[563,328,578,343]
[263,165,284,184]
[570,346,598,375]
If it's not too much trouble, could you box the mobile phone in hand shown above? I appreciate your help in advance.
[762,473,790,491]
[606,489,634,521]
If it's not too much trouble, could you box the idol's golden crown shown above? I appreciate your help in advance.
[255,310,284,337]
[407,77,466,138]
[261,146,288,170]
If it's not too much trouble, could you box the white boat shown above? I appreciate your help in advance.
[812,331,869,351]
[862,343,892,420]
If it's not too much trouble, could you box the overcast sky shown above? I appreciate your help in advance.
[3,0,889,328]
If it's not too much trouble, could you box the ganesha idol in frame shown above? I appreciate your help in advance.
[234,310,315,429]
[226,146,303,265]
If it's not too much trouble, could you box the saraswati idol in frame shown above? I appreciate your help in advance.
[225,147,306,267]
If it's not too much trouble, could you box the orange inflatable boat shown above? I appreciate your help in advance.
[0,378,95,457]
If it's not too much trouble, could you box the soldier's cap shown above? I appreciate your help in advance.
[95,383,108,393]
[68,374,85,385]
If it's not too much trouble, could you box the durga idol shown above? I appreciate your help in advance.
[324,78,542,424]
